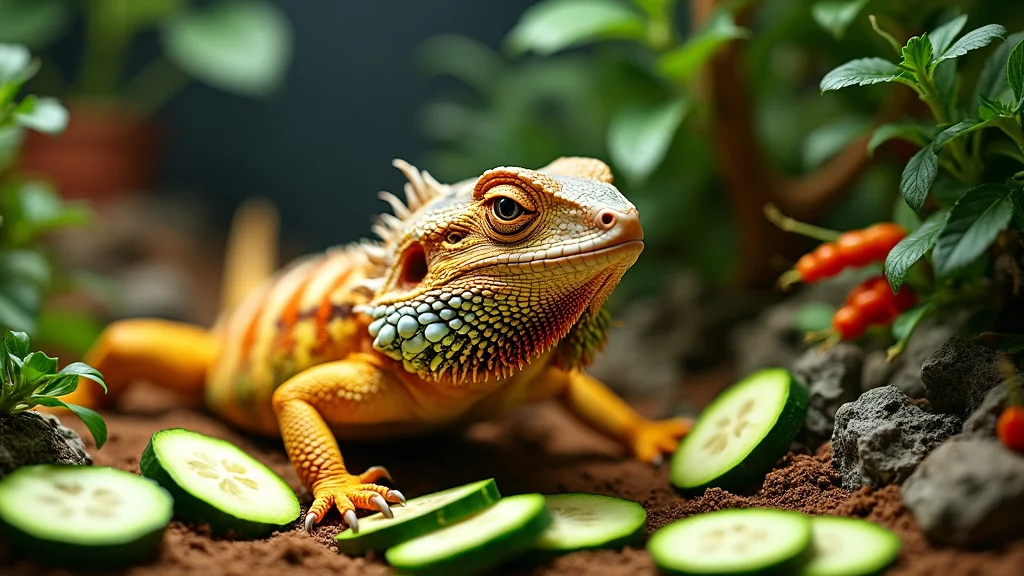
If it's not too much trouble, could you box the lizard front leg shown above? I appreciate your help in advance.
[552,369,691,464]
[271,354,414,532]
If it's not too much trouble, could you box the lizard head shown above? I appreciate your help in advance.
[358,157,642,383]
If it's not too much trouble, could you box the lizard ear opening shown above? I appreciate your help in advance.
[398,242,428,289]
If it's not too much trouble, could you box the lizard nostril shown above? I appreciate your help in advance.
[597,210,617,230]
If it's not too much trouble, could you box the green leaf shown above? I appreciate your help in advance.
[32,397,107,448]
[899,145,939,211]
[979,96,1015,121]
[936,24,1006,63]
[933,59,957,109]
[162,0,292,96]
[8,180,90,243]
[4,330,29,358]
[900,35,933,72]
[657,11,748,80]
[54,361,107,393]
[1008,37,1024,108]
[932,184,1015,277]
[811,0,869,40]
[21,350,56,384]
[35,373,76,397]
[0,250,50,286]
[974,31,1024,110]
[0,0,73,49]
[885,211,947,292]
[820,57,902,92]
[13,95,67,134]
[867,121,935,155]
[506,0,646,56]
[631,0,673,19]
[0,43,32,84]
[928,14,968,58]
[607,98,688,184]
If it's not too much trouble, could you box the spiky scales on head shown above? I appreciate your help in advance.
[358,157,643,384]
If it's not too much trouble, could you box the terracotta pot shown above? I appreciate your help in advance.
[19,101,159,201]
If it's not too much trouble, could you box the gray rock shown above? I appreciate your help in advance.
[921,337,1006,415]
[831,385,961,490]
[902,438,1024,546]
[886,319,959,398]
[792,344,863,446]
[961,383,1009,439]
[0,412,92,478]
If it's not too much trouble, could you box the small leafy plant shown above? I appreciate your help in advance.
[796,13,1024,356]
[0,329,107,448]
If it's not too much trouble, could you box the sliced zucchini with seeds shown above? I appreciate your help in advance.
[0,465,173,568]
[671,368,809,493]
[801,516,901,576]
[648,508,812,575]
[335,478,500,555]
[385,493,552,576]
[532,493,646,555]
[140,428,300,538]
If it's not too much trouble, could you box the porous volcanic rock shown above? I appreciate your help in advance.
[0,411,92,478]
[791,343,862,446]
[831,385,960,490]
[920,336,1006,415]
[903,438,1024,546]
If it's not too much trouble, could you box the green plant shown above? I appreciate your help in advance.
[0,0,292,116]
[0,44,93,336]
[0,329,107,447]
[816,13,1024,357]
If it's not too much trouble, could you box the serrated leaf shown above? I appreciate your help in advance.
[13,95,67,134]
[900,35,933,71]
[32,397,107,448]
[820,57,902,92]
[899,146,939,211]
[3,330,29,358]
[1008,37,1024,107]
[867,121,935,155]
[811,0,869,40]
[607,98,688,184]
[936,24,1006,63]
[974,31,1024,110]
[933,184,1015,277]
[657,11,749,80]
[929,14,968,58]
[885,211,947,292]
[506,0,646,56]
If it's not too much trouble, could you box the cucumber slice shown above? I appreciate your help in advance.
[140,428,300,538]
[0,465,173,568]
[335,478,500,555]
[671,368,809,492]
[385,493,552,576]
[648,508,812,575]
[801,516,901,576]
[533,493,646,555]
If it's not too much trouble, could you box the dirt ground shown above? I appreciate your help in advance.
[2,383,1023,576]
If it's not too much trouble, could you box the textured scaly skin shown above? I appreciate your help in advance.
[67,157,690,531]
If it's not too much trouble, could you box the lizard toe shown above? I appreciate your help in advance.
[629,417,692,464]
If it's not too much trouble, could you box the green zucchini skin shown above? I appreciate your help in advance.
[672,369,810,494]
[0,521,167,569]
[336,479,501,555]
[139,436,295,538]
[387,494,553,576]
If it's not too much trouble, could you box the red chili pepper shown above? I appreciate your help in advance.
[998,406,1024,453]
[786,223,908,286]
[832,305,867,340]
[833,276,917,341]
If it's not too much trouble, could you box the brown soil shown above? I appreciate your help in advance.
[1,386,1022,576]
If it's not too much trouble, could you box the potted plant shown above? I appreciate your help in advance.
[0,0,293,200]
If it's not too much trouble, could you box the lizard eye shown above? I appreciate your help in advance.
[493,197,524,221]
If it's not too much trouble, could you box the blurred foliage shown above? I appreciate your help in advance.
[0,44,96,348]
[0,0,293,115]
[418,0,1024,304]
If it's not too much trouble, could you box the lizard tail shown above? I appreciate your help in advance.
[220,198,280,312]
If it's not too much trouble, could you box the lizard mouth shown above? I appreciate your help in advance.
[467,239,645,275]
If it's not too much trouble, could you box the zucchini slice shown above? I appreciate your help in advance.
[801,516,901,576]
[0,465,173,568]
[671,368,809,492]
[533,493,646,555]
[335,478,500,555]
[648,508,812,575]
[385,493,552,576]
[140,428,300,538]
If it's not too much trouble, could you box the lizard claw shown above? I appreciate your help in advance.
[371,494,394,518]
[344,510,359,533]
[387,490,406,506]
[304,512,317,533]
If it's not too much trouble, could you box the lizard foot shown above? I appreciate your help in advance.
[629,417,692,465]
[304,468,404,533]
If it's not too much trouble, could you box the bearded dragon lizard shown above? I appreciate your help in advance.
[64,157,690,533]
